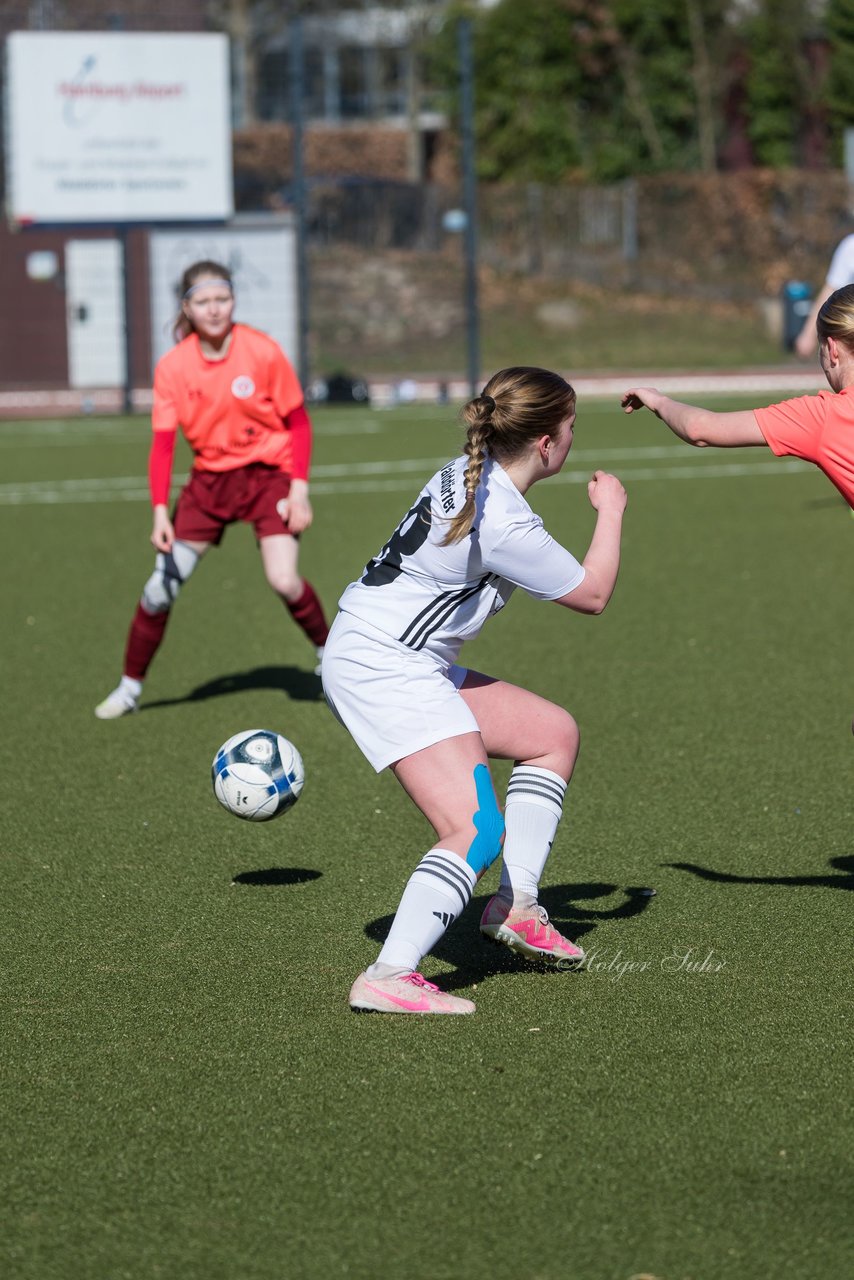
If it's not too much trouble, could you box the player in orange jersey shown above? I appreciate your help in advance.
[621,283,854,510]
[95,260,330,718]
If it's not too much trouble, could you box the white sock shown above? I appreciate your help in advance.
[497,765,567,909]
[119,675,143,701]
[368,848,477,978]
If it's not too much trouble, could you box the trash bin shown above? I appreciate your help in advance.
[782,280,812,350]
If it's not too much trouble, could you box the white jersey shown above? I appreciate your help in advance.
[826,234,854,288]
[337,455,585,667]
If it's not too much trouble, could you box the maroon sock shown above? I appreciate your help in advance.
[285,579,330,647]
[124,603,170,681]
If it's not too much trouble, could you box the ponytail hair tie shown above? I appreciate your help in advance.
[481,394,496,413]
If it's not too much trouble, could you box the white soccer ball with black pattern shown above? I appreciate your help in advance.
[211,729,305,821]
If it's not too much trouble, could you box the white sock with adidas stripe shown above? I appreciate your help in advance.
[497,765,568,909]
[367,848,477,979]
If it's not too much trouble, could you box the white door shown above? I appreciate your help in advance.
[65,239,126,387]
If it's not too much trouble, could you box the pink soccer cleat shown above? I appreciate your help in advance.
[349,971,475,1015]
[480,896,585,969]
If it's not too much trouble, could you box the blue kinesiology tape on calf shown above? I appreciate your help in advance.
[465,763,505,875]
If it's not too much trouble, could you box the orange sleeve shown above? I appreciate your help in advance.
[268,343,305,421]
[152,356,180,435]
[754,393,827,463]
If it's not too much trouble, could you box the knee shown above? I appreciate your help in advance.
[548,708,580,778]
[267,569,303,601]
[140,542,199,614]
[561,709,581,761]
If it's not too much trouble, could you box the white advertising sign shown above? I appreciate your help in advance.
[5,32,233,223]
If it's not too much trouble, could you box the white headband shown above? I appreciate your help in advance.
[183,278,233,299]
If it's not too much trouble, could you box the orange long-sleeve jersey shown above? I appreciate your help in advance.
[754,386,854,508]
[148,324,311,506]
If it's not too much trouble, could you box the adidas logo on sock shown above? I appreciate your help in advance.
[432,910,456,927]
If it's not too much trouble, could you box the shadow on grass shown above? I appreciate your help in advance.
[665,855,853,891]
[364,881,656,993]
[805,493,852,511]
[141,664,323,710]
[232,867,323,886]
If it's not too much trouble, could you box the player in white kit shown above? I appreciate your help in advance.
[321,366,628,1014]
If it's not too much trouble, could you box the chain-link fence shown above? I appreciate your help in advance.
[295,170,853,301]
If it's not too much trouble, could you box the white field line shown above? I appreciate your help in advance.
[0,417,384,447]
[313,457,813,495]
[0,422,144,446]
[0,451,815,506]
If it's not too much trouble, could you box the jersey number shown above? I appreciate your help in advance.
[362,495,432,587]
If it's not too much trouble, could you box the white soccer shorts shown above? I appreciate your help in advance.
[320,611,476,772]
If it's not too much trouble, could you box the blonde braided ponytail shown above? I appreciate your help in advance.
[441,395,496,545]
[440,368,576,547]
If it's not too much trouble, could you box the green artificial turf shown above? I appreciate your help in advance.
[1,398,852,1280]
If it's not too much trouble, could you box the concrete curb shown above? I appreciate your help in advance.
[0,367,827,418]
[368,368,826,407]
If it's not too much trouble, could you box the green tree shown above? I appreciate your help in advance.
[597,0,731,175]
[431,0,586,182]
[431,0,733,182]
[825,0,854,155]
[743,0,812,167]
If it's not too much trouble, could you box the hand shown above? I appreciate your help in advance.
[150,505,174,553]
[277,482,313,534]
[587,470,627,514]
[621,387,662,414]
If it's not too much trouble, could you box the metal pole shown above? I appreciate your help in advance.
[621,178,638,262]
[458,17,480,399]
[121,225,134,415]
[289,17,310,391]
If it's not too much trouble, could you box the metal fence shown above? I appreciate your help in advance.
[299,171,854,303]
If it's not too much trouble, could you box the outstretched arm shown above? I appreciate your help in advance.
[621,387,767,448]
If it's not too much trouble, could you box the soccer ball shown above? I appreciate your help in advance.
[211,729,305,822]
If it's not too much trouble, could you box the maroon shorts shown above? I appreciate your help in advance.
[173,464,294,545]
